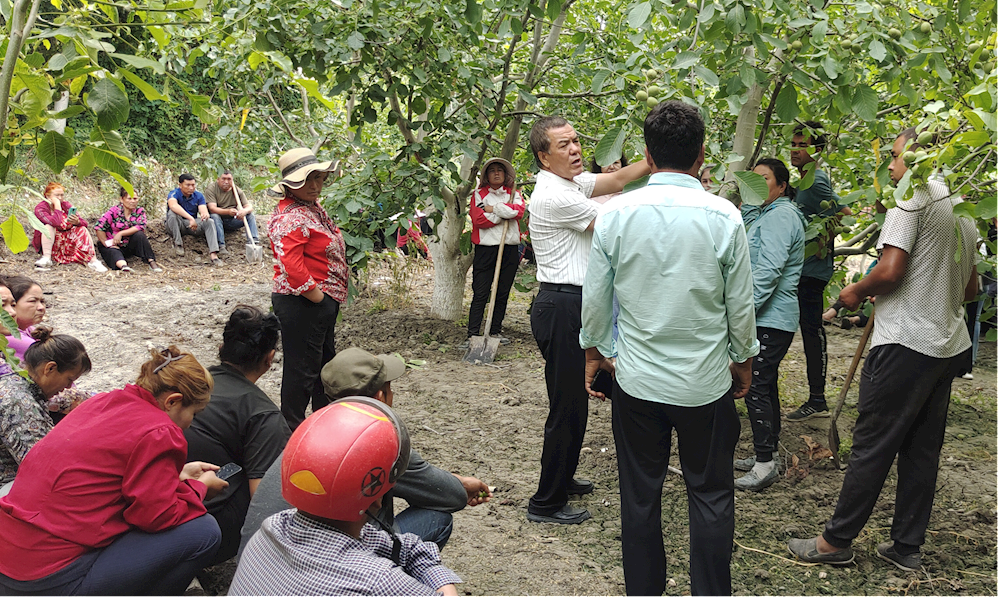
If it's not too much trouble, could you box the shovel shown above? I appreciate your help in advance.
[463,218,510,365]
[233,181,263,265]
[829,310,875,469]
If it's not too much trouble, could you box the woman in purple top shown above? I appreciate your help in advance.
[94,187,162,273]
[2,276,46,366]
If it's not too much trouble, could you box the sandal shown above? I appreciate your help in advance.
[119,266,134,273]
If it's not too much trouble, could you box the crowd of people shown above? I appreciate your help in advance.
[0,102,989,596]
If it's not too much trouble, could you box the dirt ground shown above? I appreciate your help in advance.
[1,224,996,596]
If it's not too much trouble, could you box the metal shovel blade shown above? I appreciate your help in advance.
[245,243,263,264]
[462,335,501,365]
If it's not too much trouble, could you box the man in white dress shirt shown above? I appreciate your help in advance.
[525,116,649,524]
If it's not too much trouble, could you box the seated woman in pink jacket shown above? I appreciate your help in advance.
[32,182,106,272]
[0,347,227,595]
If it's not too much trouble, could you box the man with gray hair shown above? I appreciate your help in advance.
[525,116,649,525]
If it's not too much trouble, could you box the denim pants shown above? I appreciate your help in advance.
[210,213,260,248]
[0,515,220,595]
[396,508,454,551]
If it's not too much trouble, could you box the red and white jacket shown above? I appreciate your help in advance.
[470,186,525,246]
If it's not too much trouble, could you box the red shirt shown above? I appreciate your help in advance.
[0,385,208,581]
[267,198,348,302]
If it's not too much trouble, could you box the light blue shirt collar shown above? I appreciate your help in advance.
[646,171,703,189]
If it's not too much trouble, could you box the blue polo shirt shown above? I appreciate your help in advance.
[167,188,206,217]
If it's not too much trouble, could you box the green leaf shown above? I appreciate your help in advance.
[546,0,560,21]
[76,147,96,177]
[693,64,719,86]
[37,131,73,173]
[868,40,887,62]
[119,68,168,101]
[628,2,651,28]
[976,194,997,219]
[734,171,769,206]
[591,70,610,94]
[725,4,745,33]
[15,73,52,111]
[851,84,878,121]
[48,105,86,119]
[87,78,130,130]
[0,311,17,338]
[108,53,164,74]
[465,0,482,24]
[673,51,700,69]
[16,203,47,236]
[0,215,29,254]
[796,161,816,191]
[775,83,799,122]
[595,126,626,168]
[0,144,15,184]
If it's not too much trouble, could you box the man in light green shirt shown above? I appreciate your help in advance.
[578,101,758,596]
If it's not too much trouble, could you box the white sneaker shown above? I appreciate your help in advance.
[961,372,974,380]
[87,259,108,273]
[34,255,52,268]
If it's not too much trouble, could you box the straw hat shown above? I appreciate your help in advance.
[478,157,516,189]
[270,148,339,195]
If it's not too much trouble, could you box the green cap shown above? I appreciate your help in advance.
[321,347,407,399]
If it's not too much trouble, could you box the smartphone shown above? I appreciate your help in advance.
[217,462,242,481]
[67,206,77,217]
[591,369,614,397]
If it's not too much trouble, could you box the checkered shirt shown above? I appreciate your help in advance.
[230,510,461,596]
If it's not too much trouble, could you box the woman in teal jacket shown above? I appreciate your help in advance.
[735,158,806,492]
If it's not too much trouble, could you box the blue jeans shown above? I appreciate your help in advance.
[210,213,259,248]
[395,507,454,551]
[0,514,220,595]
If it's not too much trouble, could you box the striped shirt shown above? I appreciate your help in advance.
[528,170,598,286]
[231,510,461,595]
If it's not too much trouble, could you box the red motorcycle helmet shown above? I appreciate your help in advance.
[282,396,410,521]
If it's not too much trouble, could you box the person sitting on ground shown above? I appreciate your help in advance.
[733,158,805,492]
[464,158,525,348]
[2,276,46,365]
[32,182,107,272]
[205,170,260,257]
[0,346,226,595]
[230,397,462,596]
[184,305,290,564]
[165,173,223,266]
[0,327,91,492]
[94,187,162,273]
[240,347,491,557]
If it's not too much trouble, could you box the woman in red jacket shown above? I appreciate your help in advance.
[266,148,347,431]
[464,158,525,346]
[0,347,227,595]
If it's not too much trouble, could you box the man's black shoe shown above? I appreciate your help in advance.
[567,478,595,495]
[527,505,591,524]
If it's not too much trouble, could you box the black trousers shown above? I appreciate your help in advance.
[528,287,588,515]
[271,293,339,431]
[467,244,520,337]
[745,327,795,460]
[613,383,739,596]
[96,230,156,269]
[823,344,969,549]
[798,276,829,407]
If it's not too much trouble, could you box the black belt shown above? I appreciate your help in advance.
[539,282,582,295]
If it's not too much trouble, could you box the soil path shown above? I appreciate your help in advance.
[3,243,995,596]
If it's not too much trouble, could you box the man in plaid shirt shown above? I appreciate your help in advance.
[230,398,461,596]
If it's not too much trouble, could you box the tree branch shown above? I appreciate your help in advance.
[534,89,619,99]
[264,88,305,146]
[298,85,320,142]
[748,75,785,168]
[835,222,879,248]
